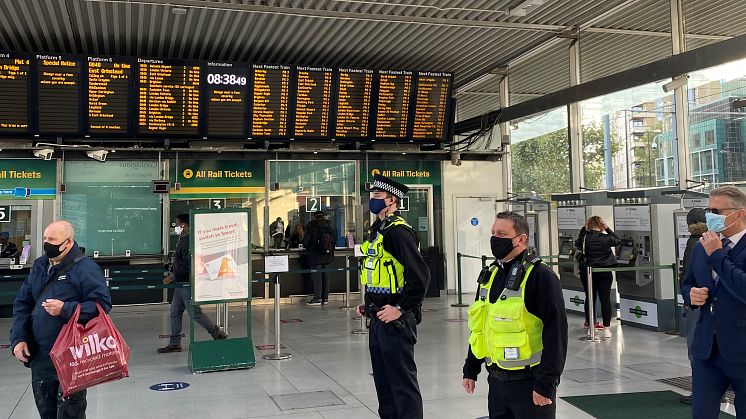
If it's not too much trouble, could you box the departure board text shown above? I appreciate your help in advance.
[138,59,200,135]
[205,62,248,137]
[294,66,333,138]
[251,64,291,137]
[88,56,132,133]
[38,55,81,133]
[335,68,373,138]
[412,72,451,140]
[0,54,29,132]
[375,70,413,139]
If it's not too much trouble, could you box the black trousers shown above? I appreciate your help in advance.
[30,354,87,419]
[368,312,423,419]
[487,374,556,419]
[579,269,614,327]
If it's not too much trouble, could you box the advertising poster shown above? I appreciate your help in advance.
[193,211,250,302]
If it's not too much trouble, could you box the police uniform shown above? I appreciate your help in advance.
[361,175,431,419]
[463,250,568,419]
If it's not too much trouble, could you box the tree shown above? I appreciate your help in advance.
[511,122,618,196]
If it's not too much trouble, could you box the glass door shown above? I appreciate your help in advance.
[398,186,434,248]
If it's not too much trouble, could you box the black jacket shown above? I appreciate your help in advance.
[575,227,622,267]
[172,234,190,282]
[463,251,568,400]
[10,243,112,355]
[364,214,431,312]
[303,219,336,266]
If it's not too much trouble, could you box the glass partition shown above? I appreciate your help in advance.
[269,160,358,249]
[0,205,31,262]
[511,107,570,196]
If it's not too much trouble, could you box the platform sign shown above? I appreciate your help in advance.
[0,205,9,222]
[189,208,255,373]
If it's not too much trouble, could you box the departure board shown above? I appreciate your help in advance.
[38,54,81,133]
[375,70,413,139]
[0,54,29,132]
[293,66,333,138]
[335,68,373,139]
[412,72,452,140]
[88,56,132,134]
[205,62,248,137]
[251,64,291,138]
[137,59,200,135]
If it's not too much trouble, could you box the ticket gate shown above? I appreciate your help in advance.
[609,188,680,331]
[551,191,614,314]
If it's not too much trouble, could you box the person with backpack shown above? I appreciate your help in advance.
[10,220,112,418]
[304,211,336,305]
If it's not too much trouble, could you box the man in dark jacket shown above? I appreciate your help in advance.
[679,207,707,405]
[0,231,19,259]
[10,220,112,419]
[158,214,226,353]
[303,211,336,305]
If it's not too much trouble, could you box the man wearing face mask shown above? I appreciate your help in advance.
[355,174,431,419]
[681,186,746,418]
[463,211,567,419]
[10,220,111,418]
[158,214,226,353]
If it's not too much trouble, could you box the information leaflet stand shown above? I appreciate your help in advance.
[189,208,255,373]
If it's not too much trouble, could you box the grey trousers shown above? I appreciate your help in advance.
[170,287,219,345]
[682,306,700,363]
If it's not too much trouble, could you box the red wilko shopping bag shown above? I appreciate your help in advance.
[50,304,131,397]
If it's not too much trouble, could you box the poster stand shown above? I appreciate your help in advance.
[189,208,255,373]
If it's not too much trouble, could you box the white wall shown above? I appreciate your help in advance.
[441,160,504,292]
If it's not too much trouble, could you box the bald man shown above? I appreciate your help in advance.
[10,220,111,419]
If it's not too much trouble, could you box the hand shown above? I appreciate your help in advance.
[690,287,709,306]
[463,378,476,394]
[376,304,402,323]
[532,391,553,406]
[700,231,723,256]
[41,299,64,316]
[13,342,30,363]
[355,304,365,317]
[163,274,174,285]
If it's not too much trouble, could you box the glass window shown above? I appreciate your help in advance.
[580,80,675,189]
[691,133,702,148]
[169,197,264,250]
[268,160,358,248]
[0,205,31,263]
[62,161,162,256]
[692,153,701,173]
[688,58,746,185]
[510,107,570,196]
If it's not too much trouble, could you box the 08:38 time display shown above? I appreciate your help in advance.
[207,73,247,86]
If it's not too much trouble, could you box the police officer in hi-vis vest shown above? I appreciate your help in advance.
[463,211,567,419]
[355,174,431,419]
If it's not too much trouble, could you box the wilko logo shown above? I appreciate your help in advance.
[68,333,117,360]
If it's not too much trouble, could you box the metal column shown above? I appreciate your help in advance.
[568,39,584,192]
[671,0,691,188]
[499,72,512,198]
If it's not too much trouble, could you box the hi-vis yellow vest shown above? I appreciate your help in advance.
[359,216,412,294]
[467,261,544,370]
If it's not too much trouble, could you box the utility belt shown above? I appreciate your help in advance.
[486,364,537,381]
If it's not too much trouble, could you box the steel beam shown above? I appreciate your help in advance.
[568,40,584,192]
[499,74,511,198]
[671,0,690,188]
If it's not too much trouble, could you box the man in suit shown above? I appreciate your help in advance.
[682,185,746,418]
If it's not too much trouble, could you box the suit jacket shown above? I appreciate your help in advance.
[682,238,746,363]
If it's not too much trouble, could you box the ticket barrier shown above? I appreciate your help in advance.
[499,195,553,257]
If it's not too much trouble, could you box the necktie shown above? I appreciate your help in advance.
[714,238,732,287]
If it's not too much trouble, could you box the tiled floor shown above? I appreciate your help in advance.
[0,295,737,418]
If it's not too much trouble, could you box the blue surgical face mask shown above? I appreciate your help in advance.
[369,198,389,215]
[705,212,737,233]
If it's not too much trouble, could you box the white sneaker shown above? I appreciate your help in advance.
[604,327,612,338]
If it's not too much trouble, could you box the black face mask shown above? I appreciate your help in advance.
[491,235,517,260]
[44,238,69,259]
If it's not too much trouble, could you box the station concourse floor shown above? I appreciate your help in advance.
[0,295,737,419]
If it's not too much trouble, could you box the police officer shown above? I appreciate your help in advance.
[356,174,431,419]
[463,211,568,419]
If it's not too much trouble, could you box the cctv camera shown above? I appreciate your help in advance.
[662,75,689,93]
[451,152,462,166]
[33,148,54,160]
[86,150,108,162]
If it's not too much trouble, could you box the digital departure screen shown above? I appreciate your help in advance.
[293,66,333,139]
[412,72,452,140]
[137,59,200,135]
[205,62,248,137]
[251,64,291,138]
[0,54,30,132]
[335,68,373,139]
[37,54,81,133]
[375,70,413,139]
[87,56,132,134]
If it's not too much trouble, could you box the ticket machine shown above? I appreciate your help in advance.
[609,188,680,331]
[551,192,614,314]
[499,195,552,257]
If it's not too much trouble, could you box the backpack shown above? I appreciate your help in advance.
[315,224,336,255]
